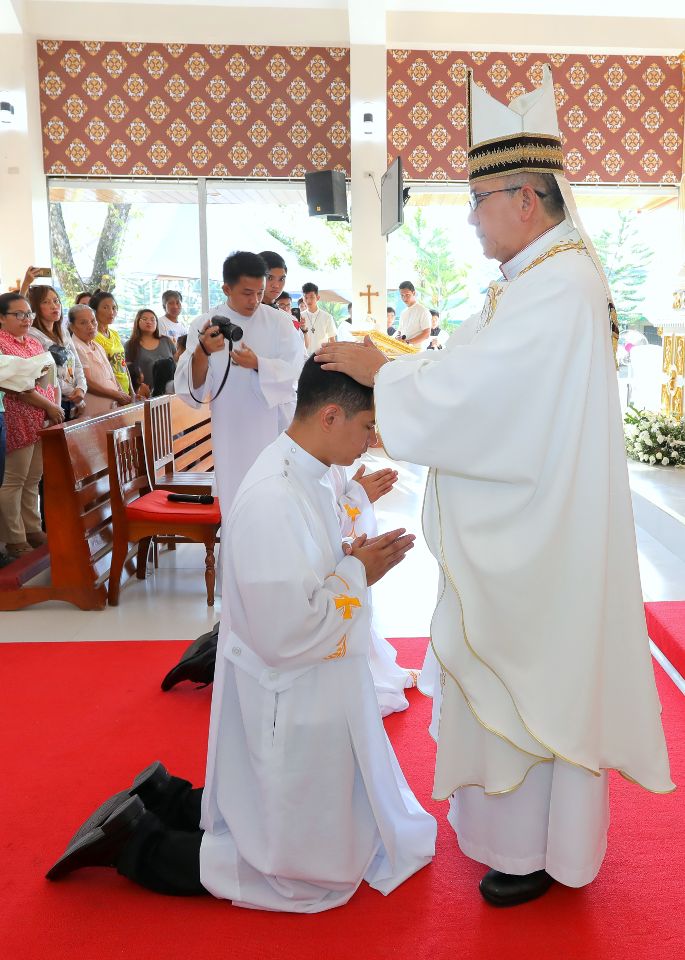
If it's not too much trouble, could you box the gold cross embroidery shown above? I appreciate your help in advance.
[343,502,361,536]
[334,594,361,620]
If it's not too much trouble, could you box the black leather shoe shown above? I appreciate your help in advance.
[479,869,554,907]
[161,628,218,691]
[64,761,169,848]
[46,796,145,880]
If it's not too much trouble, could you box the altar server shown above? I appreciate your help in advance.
[47,358,436,912]
[317,65,673,906]
[174,251,305,512]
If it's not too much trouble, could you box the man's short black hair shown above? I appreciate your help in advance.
[223,251,268,286]
[295,356,373,420]
[259,250,288,273]
[387,306,396,316]
[430,309,439,318]
[302,282,319,296]
[276,291,291,302]
[398,281,415,292]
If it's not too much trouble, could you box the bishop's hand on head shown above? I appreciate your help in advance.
[316,336,387,387]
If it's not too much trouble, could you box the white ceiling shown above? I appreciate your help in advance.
[24,0,685,11]
[2,0,685,51]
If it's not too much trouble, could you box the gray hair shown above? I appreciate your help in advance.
[68,303,95,326]
[506,172,565,221]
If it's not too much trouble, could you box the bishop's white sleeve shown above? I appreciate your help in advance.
[229,481,369,671]
[253,320,305,409]
[0,353,54,392]
[375,266,595,481]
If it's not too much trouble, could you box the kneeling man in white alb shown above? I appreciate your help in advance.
[47,357,437,912]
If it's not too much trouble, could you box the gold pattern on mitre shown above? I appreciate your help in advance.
[351,329,419,358]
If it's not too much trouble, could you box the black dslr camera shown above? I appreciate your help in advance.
[208,315,243,345]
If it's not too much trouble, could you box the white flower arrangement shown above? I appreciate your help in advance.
[624,406,685,467]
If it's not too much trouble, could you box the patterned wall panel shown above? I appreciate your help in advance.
[388,50,684,183]
[38,41,350,177]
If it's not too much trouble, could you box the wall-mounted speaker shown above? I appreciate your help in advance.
[304,170,348,221]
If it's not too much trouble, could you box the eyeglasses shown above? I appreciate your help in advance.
[468,186,548,210]
[5,311,36,321]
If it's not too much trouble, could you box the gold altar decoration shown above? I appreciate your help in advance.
[661,334,685,418]
[351,329,419,358]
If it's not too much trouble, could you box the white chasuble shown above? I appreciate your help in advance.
[373,222,673,882]
[328,464,417,717]
[175,303,305,511]
[199,434,436,912]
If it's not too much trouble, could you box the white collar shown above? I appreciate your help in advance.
[500,219,575,281]
[279,431,329,480]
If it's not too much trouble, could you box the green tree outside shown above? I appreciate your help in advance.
[391,208,469,329]
[592,210,655,331]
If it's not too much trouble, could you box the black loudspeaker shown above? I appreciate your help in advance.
[304,170,348,221]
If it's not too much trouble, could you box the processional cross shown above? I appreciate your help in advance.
[359,284,379,315]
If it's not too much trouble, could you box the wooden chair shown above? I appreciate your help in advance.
[107,422,221,606]
[143,395,214,494]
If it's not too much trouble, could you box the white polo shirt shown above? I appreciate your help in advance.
[399,301,432,341]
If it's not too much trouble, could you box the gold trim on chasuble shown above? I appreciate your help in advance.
[477,281,507,333]
[430,463,674,796]
[476,240,586,337]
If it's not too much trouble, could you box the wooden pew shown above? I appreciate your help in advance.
[143,394,214,493]
[0,396,213,611]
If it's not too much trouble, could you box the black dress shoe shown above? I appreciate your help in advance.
[479,869,555,907]
[46,796,145,880]
[64,761,169,848]
[161,628,218,691]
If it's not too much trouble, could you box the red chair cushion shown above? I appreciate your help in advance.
[125,489,221,525]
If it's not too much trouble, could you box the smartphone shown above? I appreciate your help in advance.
[33,267,52,277]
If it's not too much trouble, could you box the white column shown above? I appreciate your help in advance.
[349,1,387,332]
[0,32,49,290]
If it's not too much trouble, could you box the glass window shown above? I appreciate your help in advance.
[205,180,352,322]
[47,180,202,340]
[387,183,680,336]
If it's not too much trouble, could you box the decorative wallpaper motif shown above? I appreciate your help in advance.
[38,41,350,177]
[388,50,684,183]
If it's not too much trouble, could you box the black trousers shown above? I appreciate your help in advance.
[116,774,209,897]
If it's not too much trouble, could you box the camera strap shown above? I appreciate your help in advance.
[187,338,235,405]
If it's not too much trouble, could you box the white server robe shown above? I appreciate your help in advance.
[199,433,436,912]
[328,464,416,717]
[174,303,305,510]
[374,221,674,885]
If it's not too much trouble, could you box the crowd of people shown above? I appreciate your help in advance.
[0,277,191,565]
[0,247,437,568]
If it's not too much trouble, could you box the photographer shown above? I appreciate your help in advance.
[174,251,305,513]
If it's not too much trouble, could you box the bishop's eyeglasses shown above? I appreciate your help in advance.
[468,186,548,210]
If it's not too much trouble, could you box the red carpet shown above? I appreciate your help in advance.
[0,638,682,960]
[645,601,685,677]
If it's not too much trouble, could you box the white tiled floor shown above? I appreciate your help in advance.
[2,453,685,666]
